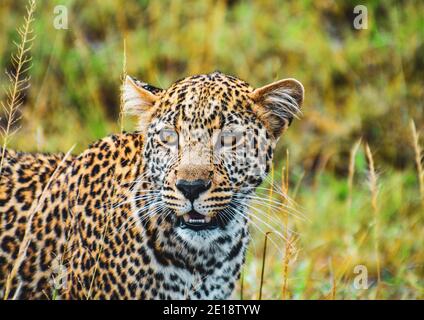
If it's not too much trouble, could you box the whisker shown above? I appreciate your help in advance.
[225,207,285,254]
[240,197,307,221]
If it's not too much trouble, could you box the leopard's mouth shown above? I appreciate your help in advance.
[177,210,221,231]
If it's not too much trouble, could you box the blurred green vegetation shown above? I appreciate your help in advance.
[0,0,423,299]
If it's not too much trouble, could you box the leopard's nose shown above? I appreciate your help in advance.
[176,179,211,202]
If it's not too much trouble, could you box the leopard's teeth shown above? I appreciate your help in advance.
[182,214,213,224]
[189,219,205,224]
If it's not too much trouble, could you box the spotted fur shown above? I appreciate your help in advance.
[0,71,303,299]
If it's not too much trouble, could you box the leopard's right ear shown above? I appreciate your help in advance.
[122,76,163,130]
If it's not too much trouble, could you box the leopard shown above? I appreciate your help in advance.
[0,71,304,299]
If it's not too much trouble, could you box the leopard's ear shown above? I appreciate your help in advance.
[248,78,304,139]
[122,75,163,130]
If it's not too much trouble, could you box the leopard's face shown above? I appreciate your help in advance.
[124,72,303,246]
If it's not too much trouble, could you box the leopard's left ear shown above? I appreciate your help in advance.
[248,78,304,139]
[122,75,164,130]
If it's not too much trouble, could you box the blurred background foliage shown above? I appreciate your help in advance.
[0,0,423,299]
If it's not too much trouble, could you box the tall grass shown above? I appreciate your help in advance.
[1,0,37,299]
[0,0,36,175]
[281,235,295,300]
[410,120,424,203]
[119,38,127,133]
[328,257,336,300]
[258,232,271,300]
[347,138,362,212]
[365,143,381,298]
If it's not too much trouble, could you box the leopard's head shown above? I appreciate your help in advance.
[124,72,303,245]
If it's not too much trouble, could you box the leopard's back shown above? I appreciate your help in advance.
[0,134,145,299]
[0,148,74,297]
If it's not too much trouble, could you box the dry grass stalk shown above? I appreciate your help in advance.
[328,257,336,300]
[281,150,290,196]
[258,231,271,300]
[281,151,296,300]
[266,163,274,223]
[281,235,295,300]
[347,138,362,211]
[0,0,36,175]
[285,150,289,191]
[364,143,381,296]
[119,38,127,133]
[239,269,244,300]
[280,150,291,236]
[281,165,286,195]
[410,120,424,203]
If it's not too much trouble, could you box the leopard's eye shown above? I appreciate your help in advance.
[158,128,178,148]
[215,130,243,151]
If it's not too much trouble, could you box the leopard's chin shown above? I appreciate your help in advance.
[172,206,243,249]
